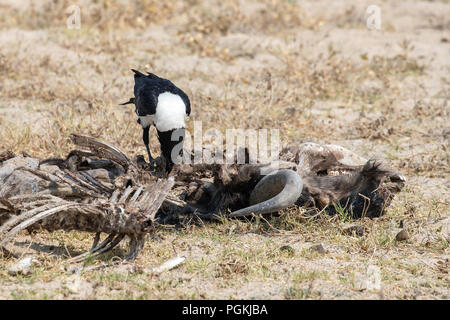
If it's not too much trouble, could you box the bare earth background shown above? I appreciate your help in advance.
[0,0,448,299]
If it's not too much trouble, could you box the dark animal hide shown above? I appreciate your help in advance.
[297,159,405,218]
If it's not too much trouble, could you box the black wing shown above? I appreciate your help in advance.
[132,69,191,116]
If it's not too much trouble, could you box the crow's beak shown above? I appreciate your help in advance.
[119,98,135,105]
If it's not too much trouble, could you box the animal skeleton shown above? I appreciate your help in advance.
[0,135,405,260]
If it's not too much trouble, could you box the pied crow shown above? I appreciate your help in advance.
[121,69,191,173]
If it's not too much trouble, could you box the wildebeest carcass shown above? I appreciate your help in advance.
[173,142,405,220]
[0,135,405,260]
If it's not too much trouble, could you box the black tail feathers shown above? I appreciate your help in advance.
[131,69,146,77]
[131,69,159,79]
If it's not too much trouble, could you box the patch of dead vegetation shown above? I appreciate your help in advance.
[0,0,449,299]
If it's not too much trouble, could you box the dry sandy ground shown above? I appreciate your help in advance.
[0,0,448,299]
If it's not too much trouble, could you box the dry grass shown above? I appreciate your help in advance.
[0,0,449,299]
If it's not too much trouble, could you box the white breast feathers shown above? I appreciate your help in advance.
[154,92,187,132]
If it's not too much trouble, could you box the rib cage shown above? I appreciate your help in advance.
[0,136,175,261]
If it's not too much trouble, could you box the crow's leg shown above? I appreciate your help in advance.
[143,126,154,165]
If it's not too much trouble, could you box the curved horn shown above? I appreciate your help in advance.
[229,169,303,217]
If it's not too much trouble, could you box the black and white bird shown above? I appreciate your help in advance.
[121,69,191,172]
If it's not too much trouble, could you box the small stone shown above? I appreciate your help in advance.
[310,244,326,254]
[280,245,295,254]
[8,256,38,276]
[396,229,409,241]
[342,224,364,237]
